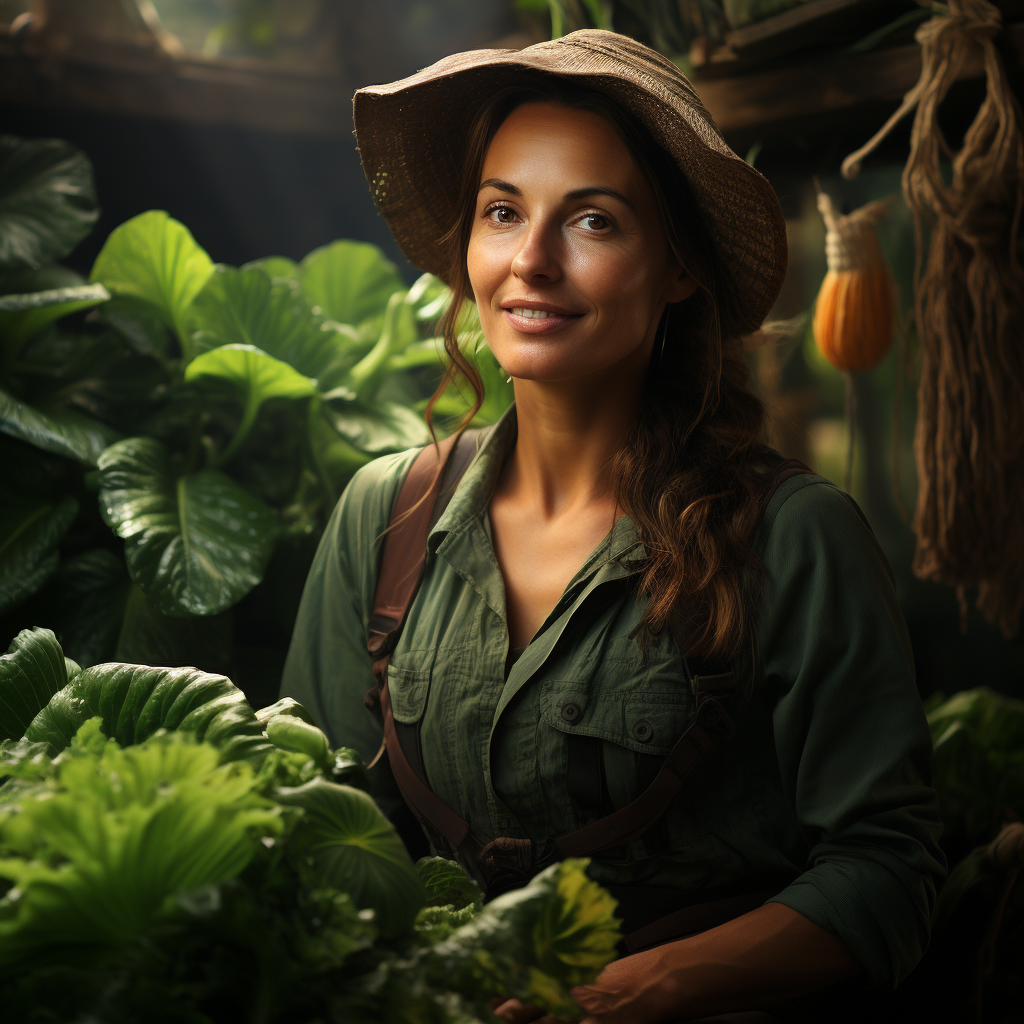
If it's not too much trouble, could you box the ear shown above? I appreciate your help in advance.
[665,269,698,304]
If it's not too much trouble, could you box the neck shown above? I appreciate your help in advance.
[501,353,648,519]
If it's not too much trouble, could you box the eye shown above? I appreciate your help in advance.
[575,212,611,232]
[485,203,519,225]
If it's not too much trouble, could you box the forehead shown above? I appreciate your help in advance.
[480,101,645,192]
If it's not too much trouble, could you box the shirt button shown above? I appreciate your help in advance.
[561,702,581,722]
[632,720,653,742]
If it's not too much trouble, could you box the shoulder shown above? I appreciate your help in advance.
[755,471,903,626]
[758,472,878,565]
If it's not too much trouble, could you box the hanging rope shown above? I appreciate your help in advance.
[842,0,1024,636]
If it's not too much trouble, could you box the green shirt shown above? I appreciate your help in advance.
[281,406,946,989]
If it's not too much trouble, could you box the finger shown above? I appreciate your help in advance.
[493,998,548,1022]
[569,985,614,1013]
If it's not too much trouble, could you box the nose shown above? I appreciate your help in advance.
[510,220,562,283]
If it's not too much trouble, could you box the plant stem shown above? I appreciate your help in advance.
[346,292,413,400]
[215,390,259,467]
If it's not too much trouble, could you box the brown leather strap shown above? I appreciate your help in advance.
[555,689,736,857]
[380,678,474,850]
[368,433,461,661]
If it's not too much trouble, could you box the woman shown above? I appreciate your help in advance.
[282,30,945,1023]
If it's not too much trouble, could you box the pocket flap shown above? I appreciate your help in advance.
[386,664,431,724]
[539,679,693,756]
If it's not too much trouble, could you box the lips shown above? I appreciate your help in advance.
[500,301,583,333]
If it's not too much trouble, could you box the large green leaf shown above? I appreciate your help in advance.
[428,859,620,1017]
[0,137,99,270]
[97,437,279,617]
[343,291,419,400]
[274,777,425,938]
[90,211,214,348]
[241,255,300,283]
[0,284,109,354]
[0,628,68,742]
[0,494,78,616]
[15,328,169,432]
[184,343,317,464]
[185,343,318,404]
[323,397,430,455]
[0,385,121,465]
[299,240,404,327]
[407,273,452,324]
[417,857,483,910]
[23,661,273,765]
[51,550,131,669]
[189,265,360,391]
[307,407,373,503]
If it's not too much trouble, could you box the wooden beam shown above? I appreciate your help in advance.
[0,28,354,137]
[698,22,1024,140]
[1,19,1022,144]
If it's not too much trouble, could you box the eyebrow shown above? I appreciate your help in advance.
[478,178,635,210]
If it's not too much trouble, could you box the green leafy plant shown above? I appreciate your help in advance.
[426,858,621,1018]
[927,687,1024,860]
[0,626,621,1022]
[0,136,513,701]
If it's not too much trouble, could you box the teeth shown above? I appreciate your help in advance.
[511,307,554,319]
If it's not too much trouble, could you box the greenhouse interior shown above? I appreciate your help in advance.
[0,1,1023,1022]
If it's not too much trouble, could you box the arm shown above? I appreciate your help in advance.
[279,448,419,817]
[567,902,859,1023]
[760,480,946,989]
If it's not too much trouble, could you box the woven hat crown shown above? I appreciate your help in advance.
[354,29,787,334]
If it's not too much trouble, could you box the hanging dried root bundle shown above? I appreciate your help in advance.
[843,0,1024,635]
[812,190,897,373]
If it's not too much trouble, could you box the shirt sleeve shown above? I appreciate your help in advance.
[759,478,947,989]
[278,448,419,814]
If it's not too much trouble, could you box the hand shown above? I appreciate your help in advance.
[491,945,683,1024]
[569,945,686,1024]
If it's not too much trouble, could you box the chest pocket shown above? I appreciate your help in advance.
[539,678,695,817]
[387,663,431,724]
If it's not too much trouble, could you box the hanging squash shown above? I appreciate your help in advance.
[812,190,897,373]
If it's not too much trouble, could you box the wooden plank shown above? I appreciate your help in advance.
[0,30,354,137]
[724,0,907,62]
[699,22,1024,139]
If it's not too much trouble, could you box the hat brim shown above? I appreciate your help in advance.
[353,31,787,336]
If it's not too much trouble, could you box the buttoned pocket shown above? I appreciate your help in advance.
[539,679,693,758]
[386,663,431,724]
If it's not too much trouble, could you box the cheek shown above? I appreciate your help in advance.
[466,232,509,309]
[565,240,665,325]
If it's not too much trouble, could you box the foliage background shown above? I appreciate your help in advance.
[1,0,1021,708]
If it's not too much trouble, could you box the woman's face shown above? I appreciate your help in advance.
[467,101,695,386]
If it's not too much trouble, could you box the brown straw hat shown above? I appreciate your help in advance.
[353,29,787,335]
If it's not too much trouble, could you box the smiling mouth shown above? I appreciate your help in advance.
[510,307,558,319]
[504,306,583,320]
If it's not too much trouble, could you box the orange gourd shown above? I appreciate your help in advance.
[812,191,897,372]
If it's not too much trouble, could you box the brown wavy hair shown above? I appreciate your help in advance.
[425,77,789,667]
